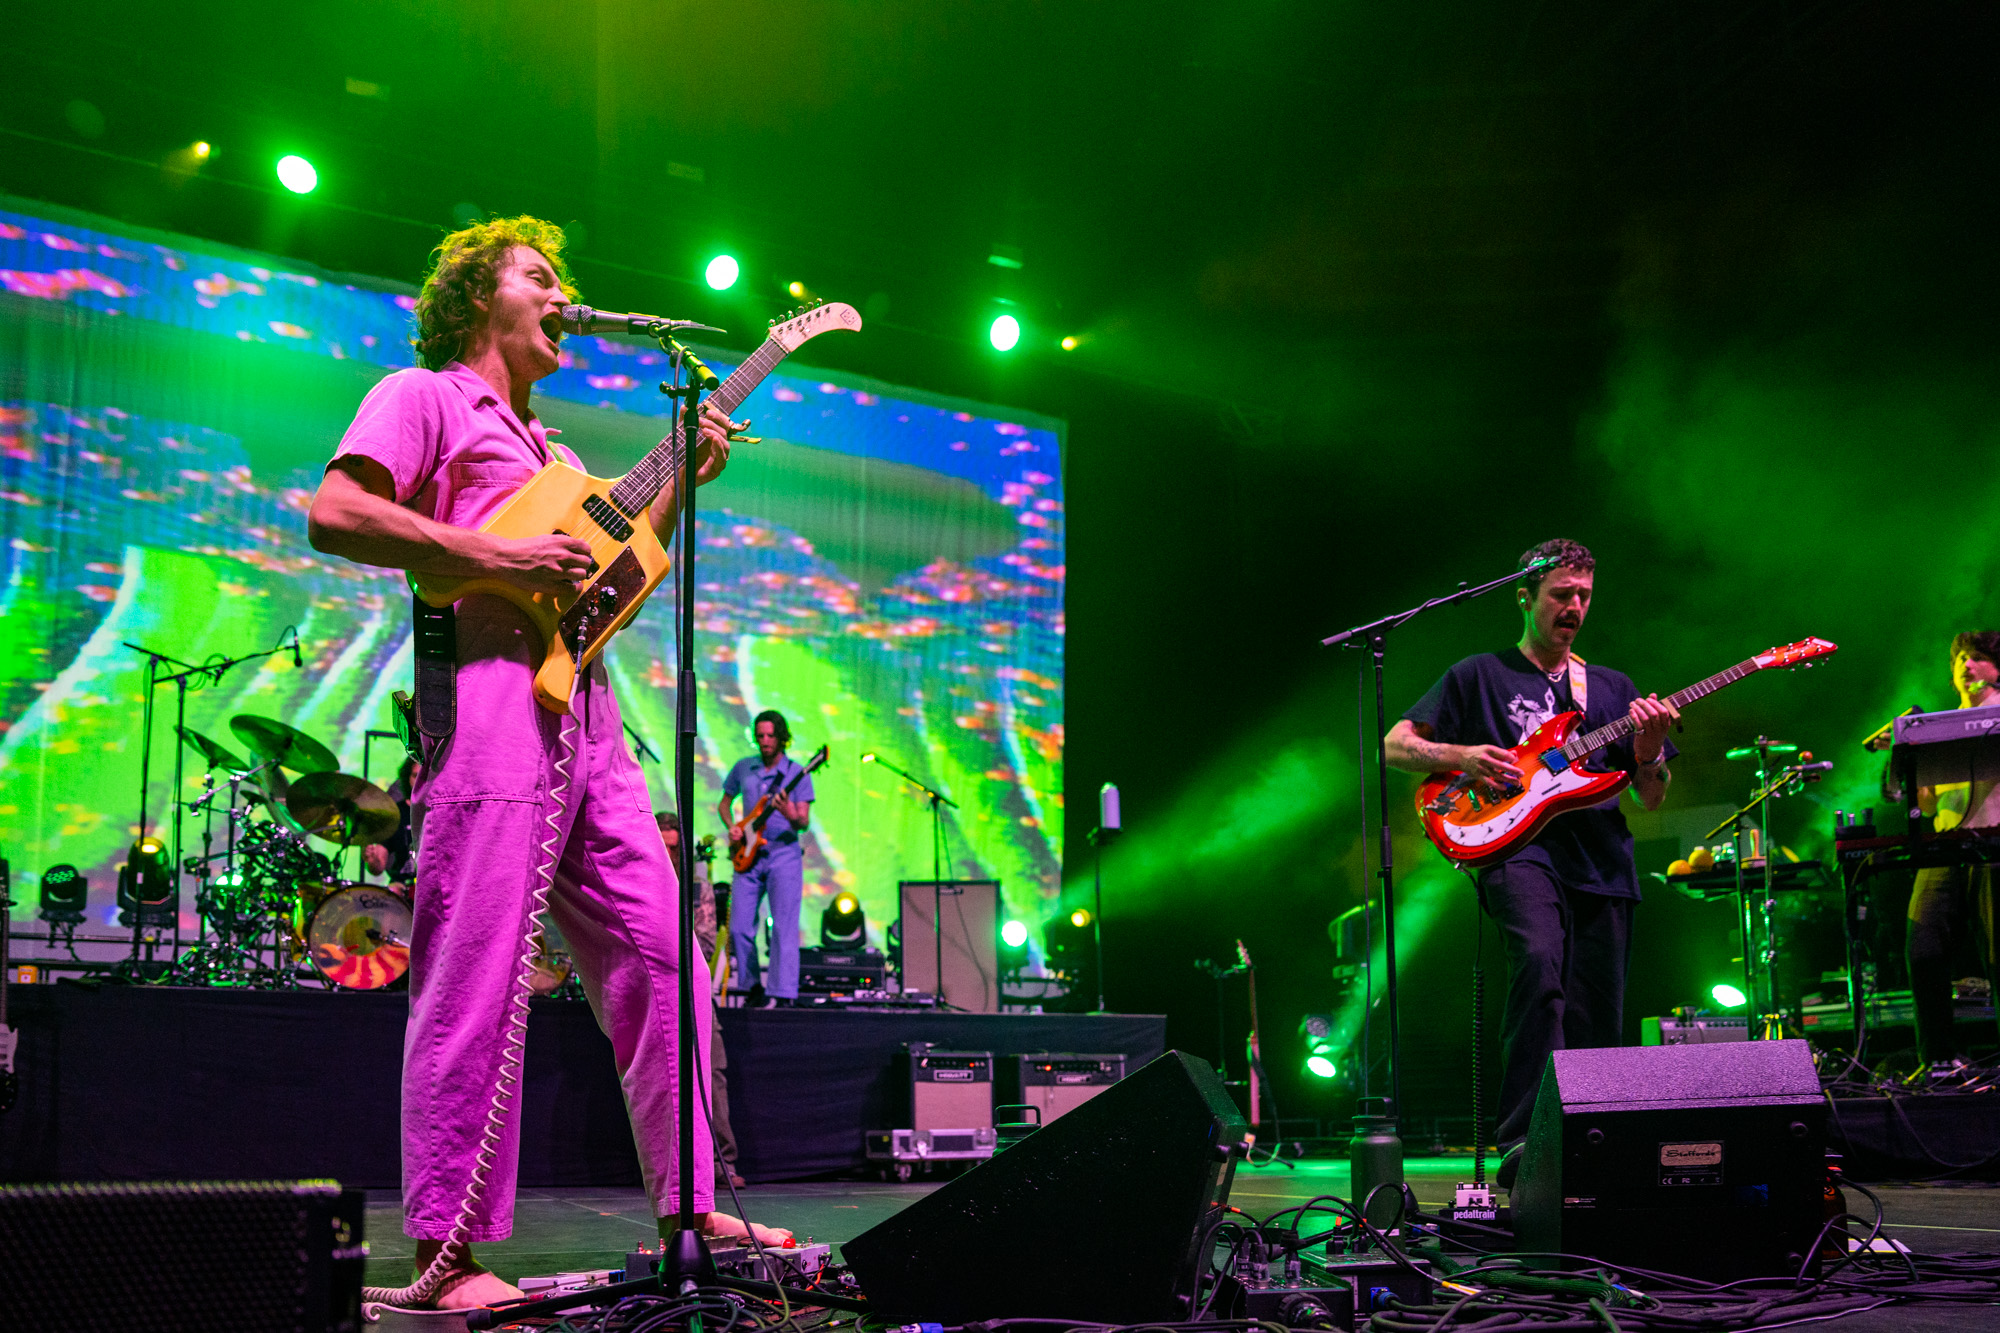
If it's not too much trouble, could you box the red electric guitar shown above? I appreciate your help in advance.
[1415,637,1838,870]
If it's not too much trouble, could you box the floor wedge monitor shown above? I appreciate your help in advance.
[1512,1039,1826,1281]
[0,1178,366,1332]
[843,1049,1248,1323]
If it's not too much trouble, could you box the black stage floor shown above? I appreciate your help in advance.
[360,1159,2000,1333]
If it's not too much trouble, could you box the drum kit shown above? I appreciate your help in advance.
[171,714,416,991]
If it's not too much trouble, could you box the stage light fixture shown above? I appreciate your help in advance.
[116,837,175,927]
[788,280,808,299]
[705,254,740,291]
[275,154,318,194]
[1069,907,1091,929]
[193,141,211,159]
[861,752,878,763]
[821,891,866,947]
[1060,336,1078,351]
[1306,1054,1339,1079]
[38,862,88,925]
[1710,982,1748,1009]
[1000,920,1029,949]
[989,314,1021,352]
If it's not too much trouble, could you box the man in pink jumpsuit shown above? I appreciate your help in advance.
[309,216,784,1309]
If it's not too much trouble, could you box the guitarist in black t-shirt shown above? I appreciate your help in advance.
[1386,538,1679,1186]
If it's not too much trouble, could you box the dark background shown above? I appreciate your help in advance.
[6,1,1998,1135]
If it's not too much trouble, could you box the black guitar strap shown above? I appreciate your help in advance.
[411,591,457,739]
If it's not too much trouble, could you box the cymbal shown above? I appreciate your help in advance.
[231,714,339,775]
[178,725,249,772]
[285,771,401,847]
[1726,740,1800,761]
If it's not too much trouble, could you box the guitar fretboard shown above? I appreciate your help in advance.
[1559,657,1760,761]
[606,336,793,517]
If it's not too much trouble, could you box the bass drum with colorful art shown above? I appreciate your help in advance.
[292,881,414,990]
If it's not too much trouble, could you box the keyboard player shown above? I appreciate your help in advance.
[1907,630,2000,1076]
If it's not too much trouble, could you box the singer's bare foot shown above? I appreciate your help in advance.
[700,1211,794,1246]
[410,1240,525,1311]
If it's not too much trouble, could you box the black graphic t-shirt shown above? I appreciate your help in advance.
[1402,648,1676,899]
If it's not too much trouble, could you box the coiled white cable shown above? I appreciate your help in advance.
[363,711,581,1310]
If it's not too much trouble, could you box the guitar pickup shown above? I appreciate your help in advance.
[582,492,635,542]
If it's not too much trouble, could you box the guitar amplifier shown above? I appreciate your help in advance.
[1640,1015,1749,1046]
[1002,1053,1126,1125]
[908,1043,994,1131]
[798,946,886,994]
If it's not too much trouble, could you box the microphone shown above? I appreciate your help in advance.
[560,305,723,337]
[291,632,303,668]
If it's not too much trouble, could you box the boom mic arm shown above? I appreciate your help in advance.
[559,305,722,337]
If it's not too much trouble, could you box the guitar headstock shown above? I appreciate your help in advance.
[768,301,862,352]
[1235,939,1255,970]
[804,743,831,771]
[1754,637,1839,670]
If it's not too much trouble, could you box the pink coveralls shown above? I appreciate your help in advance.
[335,361,713,1241]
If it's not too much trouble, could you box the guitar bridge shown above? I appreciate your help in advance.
[558,545,645,661]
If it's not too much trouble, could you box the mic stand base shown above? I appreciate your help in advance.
[656,1226,717,1291]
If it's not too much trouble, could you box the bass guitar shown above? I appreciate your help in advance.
[729,744,830,873]
[1415,637,1838,869]
[412,301,862,714]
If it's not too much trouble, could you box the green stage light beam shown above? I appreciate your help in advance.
[275,155,318,194]
[989,314,1021,352]
[1711,982,1749,1008]
[705,254,740,291]
[1306,1055,1338,1079]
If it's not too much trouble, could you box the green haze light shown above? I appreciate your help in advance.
[989,314,1021,351]
[275,154,318,194]
[1711,982,1748,1009]
[1306,1054,1338,1079]
[704,254,740,291]
[1001,920,1029,949]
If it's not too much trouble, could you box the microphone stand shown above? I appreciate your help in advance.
[1318,561,1528,1155]
[863,755,961,1008]
[655,328,719,1286]
[1086,824,1118,1012]
[120,630,304,976]
[624,720,661,766]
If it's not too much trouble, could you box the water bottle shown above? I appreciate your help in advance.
[1348,1097,1405,1232]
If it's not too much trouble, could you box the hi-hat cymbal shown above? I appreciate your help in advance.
[178,726,249,772]
[231,715,339,775]
[285,771,401,847]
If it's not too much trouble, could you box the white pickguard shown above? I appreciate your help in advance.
[1435,764,1607,850]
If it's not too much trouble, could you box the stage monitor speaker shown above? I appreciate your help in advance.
[1512,1039,1826,1281]
[0,1178,366,1332]
[844,1049,1247,1324]
[898,878,999,1012]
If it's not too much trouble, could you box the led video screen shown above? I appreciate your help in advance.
[0,197,1064,955]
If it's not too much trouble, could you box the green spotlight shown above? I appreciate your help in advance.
[705,254,739,291]
[275,154,318,194]
[988,314,1021,352]
[1306,1054,1338,1079]
[1711,982,1748,1009]
[1001,920,1029,949]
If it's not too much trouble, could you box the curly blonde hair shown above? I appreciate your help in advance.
[411,216,578,371]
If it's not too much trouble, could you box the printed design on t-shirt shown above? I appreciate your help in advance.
[1505,688,1559,746]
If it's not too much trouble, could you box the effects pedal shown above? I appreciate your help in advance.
[1448,1181,1498,1224]
[1308,1250,1436,1321]
[710,1238,833,1283]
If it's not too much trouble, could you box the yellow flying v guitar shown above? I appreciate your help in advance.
[413,301,862,713]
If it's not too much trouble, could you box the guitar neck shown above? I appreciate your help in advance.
[606,334,792,516]
[1561,657,1761,760]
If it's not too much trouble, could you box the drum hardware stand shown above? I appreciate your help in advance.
[1319,556,1553,1166]
[1703,742,1831,1038]
[120,630,306,972]
[860,753,961,1008]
